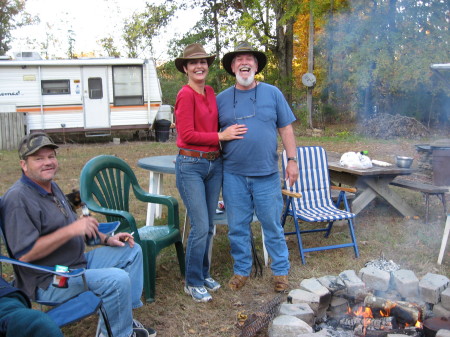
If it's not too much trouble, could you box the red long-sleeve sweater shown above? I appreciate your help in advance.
[175,85,220,152]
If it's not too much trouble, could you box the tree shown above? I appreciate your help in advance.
[99,37,121,58]
[0,0,35,55]
[315,0,449,125]
[122,3,177,58]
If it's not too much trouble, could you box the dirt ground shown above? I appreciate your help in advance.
[1,129,449,337]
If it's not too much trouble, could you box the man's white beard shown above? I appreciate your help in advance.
[236,71,255,87]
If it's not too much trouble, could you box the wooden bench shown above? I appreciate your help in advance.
[390,178,448,224]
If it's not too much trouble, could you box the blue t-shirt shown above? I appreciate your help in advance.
[217,82,295,176]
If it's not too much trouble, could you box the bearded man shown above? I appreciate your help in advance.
[217,41,299,292]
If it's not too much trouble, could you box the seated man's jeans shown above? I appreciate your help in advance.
[37,243,144,337]
[223,171,290,276]
[0,293,63,337]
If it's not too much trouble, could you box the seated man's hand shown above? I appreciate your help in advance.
[70,216,99,238]
[107,233,135,248]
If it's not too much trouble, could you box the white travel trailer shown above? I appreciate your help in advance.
[0,55,162,136]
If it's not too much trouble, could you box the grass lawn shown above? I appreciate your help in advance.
[0,127,449,337]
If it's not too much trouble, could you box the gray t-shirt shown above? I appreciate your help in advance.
[0,175,86,299]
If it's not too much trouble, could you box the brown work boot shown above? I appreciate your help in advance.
[273,275,289,292]
[228,275,248,290]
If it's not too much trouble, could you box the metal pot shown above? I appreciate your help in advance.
[423,317,450,337]
[396,156,413,168]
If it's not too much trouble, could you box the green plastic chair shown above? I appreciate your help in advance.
[79,155,185,303]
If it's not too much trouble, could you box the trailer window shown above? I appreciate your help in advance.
[112,66,144,106]
[88,77,103,99]
[41,80,70,95]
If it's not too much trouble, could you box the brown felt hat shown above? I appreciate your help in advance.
[18,133,58,160]
[175,43,216,74]
[222,41,267,76]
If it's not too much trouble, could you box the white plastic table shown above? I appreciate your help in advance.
[137,155,176,226]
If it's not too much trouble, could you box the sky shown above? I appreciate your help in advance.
[10,0,199,62]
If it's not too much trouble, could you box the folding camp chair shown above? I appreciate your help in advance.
[0,213,113,336]
[281,146,359,264]
[79,155,185,303]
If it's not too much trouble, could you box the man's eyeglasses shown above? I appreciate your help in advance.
[233,84,257,120]
[53,196,69,218]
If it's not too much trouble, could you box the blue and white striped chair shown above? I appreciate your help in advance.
[281,146,359,264]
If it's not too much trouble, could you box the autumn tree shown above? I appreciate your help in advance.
[316,0,449,125]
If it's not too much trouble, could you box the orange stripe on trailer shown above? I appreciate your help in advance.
[17,106,83,113]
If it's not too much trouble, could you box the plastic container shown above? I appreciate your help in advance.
[155,105,173,122]
[155,119,171,142]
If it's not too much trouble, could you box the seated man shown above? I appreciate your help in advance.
[0,276,63,337]
[0,133,156,337]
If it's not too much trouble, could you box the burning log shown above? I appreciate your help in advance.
[340,316,398,331]
[358,327,421,337]
[364,296,422,325]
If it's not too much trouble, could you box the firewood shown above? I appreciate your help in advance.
[364,296,422,324]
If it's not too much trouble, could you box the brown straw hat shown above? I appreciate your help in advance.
[222,41,267,76]
[175,43,216,74]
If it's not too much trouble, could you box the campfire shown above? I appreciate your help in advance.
[266,259,450,337]
[341,296,423,336]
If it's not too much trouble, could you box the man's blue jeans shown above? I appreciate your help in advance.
[223,171,290,276]
[176,155,223,287]
[37,244,143,337]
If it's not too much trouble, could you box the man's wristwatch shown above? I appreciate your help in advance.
[104,235,111,246]
[287,157,297,162]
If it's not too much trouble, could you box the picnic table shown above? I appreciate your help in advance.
[327,157,417,217]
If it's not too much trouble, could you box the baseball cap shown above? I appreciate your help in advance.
[18,133,59,160]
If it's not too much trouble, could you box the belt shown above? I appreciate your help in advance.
[179,149,221,160]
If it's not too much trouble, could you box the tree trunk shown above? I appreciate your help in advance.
[274,2,294,105]
[307,2,314,129]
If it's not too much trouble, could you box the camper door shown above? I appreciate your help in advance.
[82,67,110,128]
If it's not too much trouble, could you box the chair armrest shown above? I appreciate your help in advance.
[133,188,180,230]
[0,255,85,278]
[331,185,357,193]
[282,189,302,198]
[83,204,137,230]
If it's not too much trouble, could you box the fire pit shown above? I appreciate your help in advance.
[268,259,450,337]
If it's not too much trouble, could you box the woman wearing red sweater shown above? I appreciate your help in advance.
[174,44,246,302]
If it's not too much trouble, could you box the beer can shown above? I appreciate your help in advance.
[53,265,69,288]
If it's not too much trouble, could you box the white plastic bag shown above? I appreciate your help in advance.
[340,152,373,169]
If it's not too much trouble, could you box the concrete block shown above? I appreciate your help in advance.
[419,273,449,304]
[359,266,391,291]
[328,296,349,318]
[392,269,419,299]
[339,270,365,297]
[317,275,346,296]
[300,278,332,319]
[436,329,450,337]
[441,286,450,310]
[268,315,313,337]
[433,303,450,317]
[278,303,315,326]
[288,289,320,316]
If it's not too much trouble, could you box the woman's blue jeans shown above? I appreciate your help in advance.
[37,244,144,337]
[223,171,290,276]
[176,154,223,287]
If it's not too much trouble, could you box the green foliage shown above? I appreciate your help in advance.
[122,3,177,58]
[99,37,121,58]
[0,0,33,55]
[316,0,450,126]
